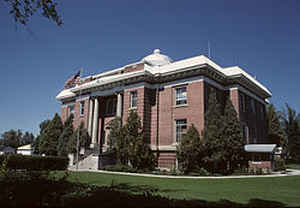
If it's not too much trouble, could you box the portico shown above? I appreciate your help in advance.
[87,92,123,149]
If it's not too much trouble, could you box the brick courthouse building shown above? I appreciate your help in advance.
[56,49,272,169]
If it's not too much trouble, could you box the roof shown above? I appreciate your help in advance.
[17,144,32,150]
[244,144,277,153]
[56,49,271,101]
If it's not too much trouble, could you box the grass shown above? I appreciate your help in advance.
[286,163,300,170]
[66,171,300,207]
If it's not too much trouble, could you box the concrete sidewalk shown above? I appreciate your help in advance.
[70,168,300,179]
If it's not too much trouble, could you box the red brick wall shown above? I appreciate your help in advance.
[229,88,240,119]
[61,105,68,124]
[73,98,89,129]
[157,153,177,169]
[157,80,205,145]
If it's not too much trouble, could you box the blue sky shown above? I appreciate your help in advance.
[0,0,299,136]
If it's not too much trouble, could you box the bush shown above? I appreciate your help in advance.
[0,155,69,171]
[103,164,137,173]
[274,158,286,171]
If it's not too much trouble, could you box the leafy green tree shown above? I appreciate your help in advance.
[39,113,63,156]
[2,0,62,25]
[123,110,157,170]
[202,90,224,173]
[222,98,245,173]
[280,104,300,161]
[266,104,285,148]
[57,114,74,156]
[0,129,22,148]
[177,124,205,173]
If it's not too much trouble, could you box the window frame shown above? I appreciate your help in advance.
[130,91,138,109]
[175,86,187,106]
[175,119,187,143]
[239,93,245,112]
[79,101,85,116]
[250,99,256,113]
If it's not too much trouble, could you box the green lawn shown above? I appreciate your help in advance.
[66,171,300,207]
[287,163,300,170]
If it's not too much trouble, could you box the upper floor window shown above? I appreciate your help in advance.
[175,87,187,105]
[130,91,138,108]
[239,94,245,112]
[105,97,116,115]
[80,101,85,116]
[250,99,256,113]
[175,119,187,143]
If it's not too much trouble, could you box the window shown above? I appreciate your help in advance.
[250,99,256,113]
[80,101,85,116]
[239,94,245,112]
[130,91,138,108]
[105,97,116,115]
[69,105,75,115]
[175,87,187,105]
[175,119,187,143]
[260,104,265,120]
[242,124,249,144]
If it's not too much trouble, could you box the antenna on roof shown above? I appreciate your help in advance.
[208,40,211,58]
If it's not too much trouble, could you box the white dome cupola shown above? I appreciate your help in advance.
[142,49,172,66]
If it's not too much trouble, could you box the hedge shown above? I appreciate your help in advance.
[0,154,69,171]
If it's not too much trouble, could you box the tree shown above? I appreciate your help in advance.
[266,104,285,148]
[106,117,127,164]
[39,113,63,156]
[280,104,300,162]
[21,131,35,146]
[68,122,91,154]
[0,129,22,148]
[221,98,245,173]
[176,124,205,173]
[2,0,62,26]
[33,119,51,154]
[202,90,224,173]
[57,114,74,156]
[113,110,157,170]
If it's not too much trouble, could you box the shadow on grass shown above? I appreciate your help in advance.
[0,178,291,208]
[110,182,184,194]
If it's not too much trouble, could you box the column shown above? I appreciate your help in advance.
[116,93,123,118]
[91,97,99,147]
[88,99,94,137]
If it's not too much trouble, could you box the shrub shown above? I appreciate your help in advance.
[274,158,286,171]
[103,164,137,173]
[0,155,69,171]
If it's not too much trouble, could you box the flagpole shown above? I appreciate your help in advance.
[76,68,83,171]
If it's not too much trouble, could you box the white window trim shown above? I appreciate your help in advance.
[174,119,187,143]
[174,86,187,106]
[130,91,138,109]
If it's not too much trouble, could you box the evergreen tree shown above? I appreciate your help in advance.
[69,122,91,154]
[57,114,74,156]
[267,104,285,147]
[106,117,127,164]
[21,132,35,146]
[39,113,63,156]
[177,124,205,173]
[202,90,224,173]
[0,129,22,148]
[33,119,51,154]
[123,110,157,170]
[222,98,245,173]
[280,104,300,162]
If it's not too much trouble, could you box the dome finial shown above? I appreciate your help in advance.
[154,49,160,54]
